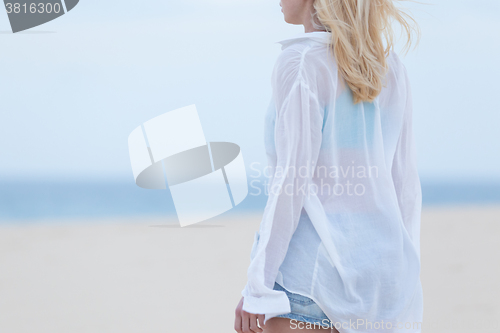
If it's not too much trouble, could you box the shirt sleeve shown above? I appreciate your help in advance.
[240,61,324,324]
[391,65,422,260]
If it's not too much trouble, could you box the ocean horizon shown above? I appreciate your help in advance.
[1,177,499,224]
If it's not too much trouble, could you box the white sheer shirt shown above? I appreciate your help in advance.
[241,31,423,333]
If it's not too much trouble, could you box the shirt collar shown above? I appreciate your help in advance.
[275,31,332,49]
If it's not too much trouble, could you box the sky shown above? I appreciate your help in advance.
[0,0,499,183]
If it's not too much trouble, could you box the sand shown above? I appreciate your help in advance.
[0,205,499,333]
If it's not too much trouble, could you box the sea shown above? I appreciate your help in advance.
[0,177,499,224]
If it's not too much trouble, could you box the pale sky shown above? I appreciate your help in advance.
[0,0,498,183]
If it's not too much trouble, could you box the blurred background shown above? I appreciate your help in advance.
[0,0,499,222]
[0,1,499,332]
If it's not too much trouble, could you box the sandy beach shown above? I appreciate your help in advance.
[1,205,499,333]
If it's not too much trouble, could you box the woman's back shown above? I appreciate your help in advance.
[246,31,423,332]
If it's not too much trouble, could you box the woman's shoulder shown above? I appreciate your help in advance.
[271,42,311,92]
[378,50,410,108]
[386,50,408,81]
[274,42,312,73]
[273,40,335,86]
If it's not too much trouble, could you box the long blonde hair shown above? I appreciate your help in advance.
[312,0,420,104]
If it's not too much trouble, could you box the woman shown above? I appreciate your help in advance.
[235,0,421,332]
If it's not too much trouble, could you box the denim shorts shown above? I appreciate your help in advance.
[273,282,333,329]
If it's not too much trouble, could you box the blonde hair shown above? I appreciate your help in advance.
[312,0,420,104]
